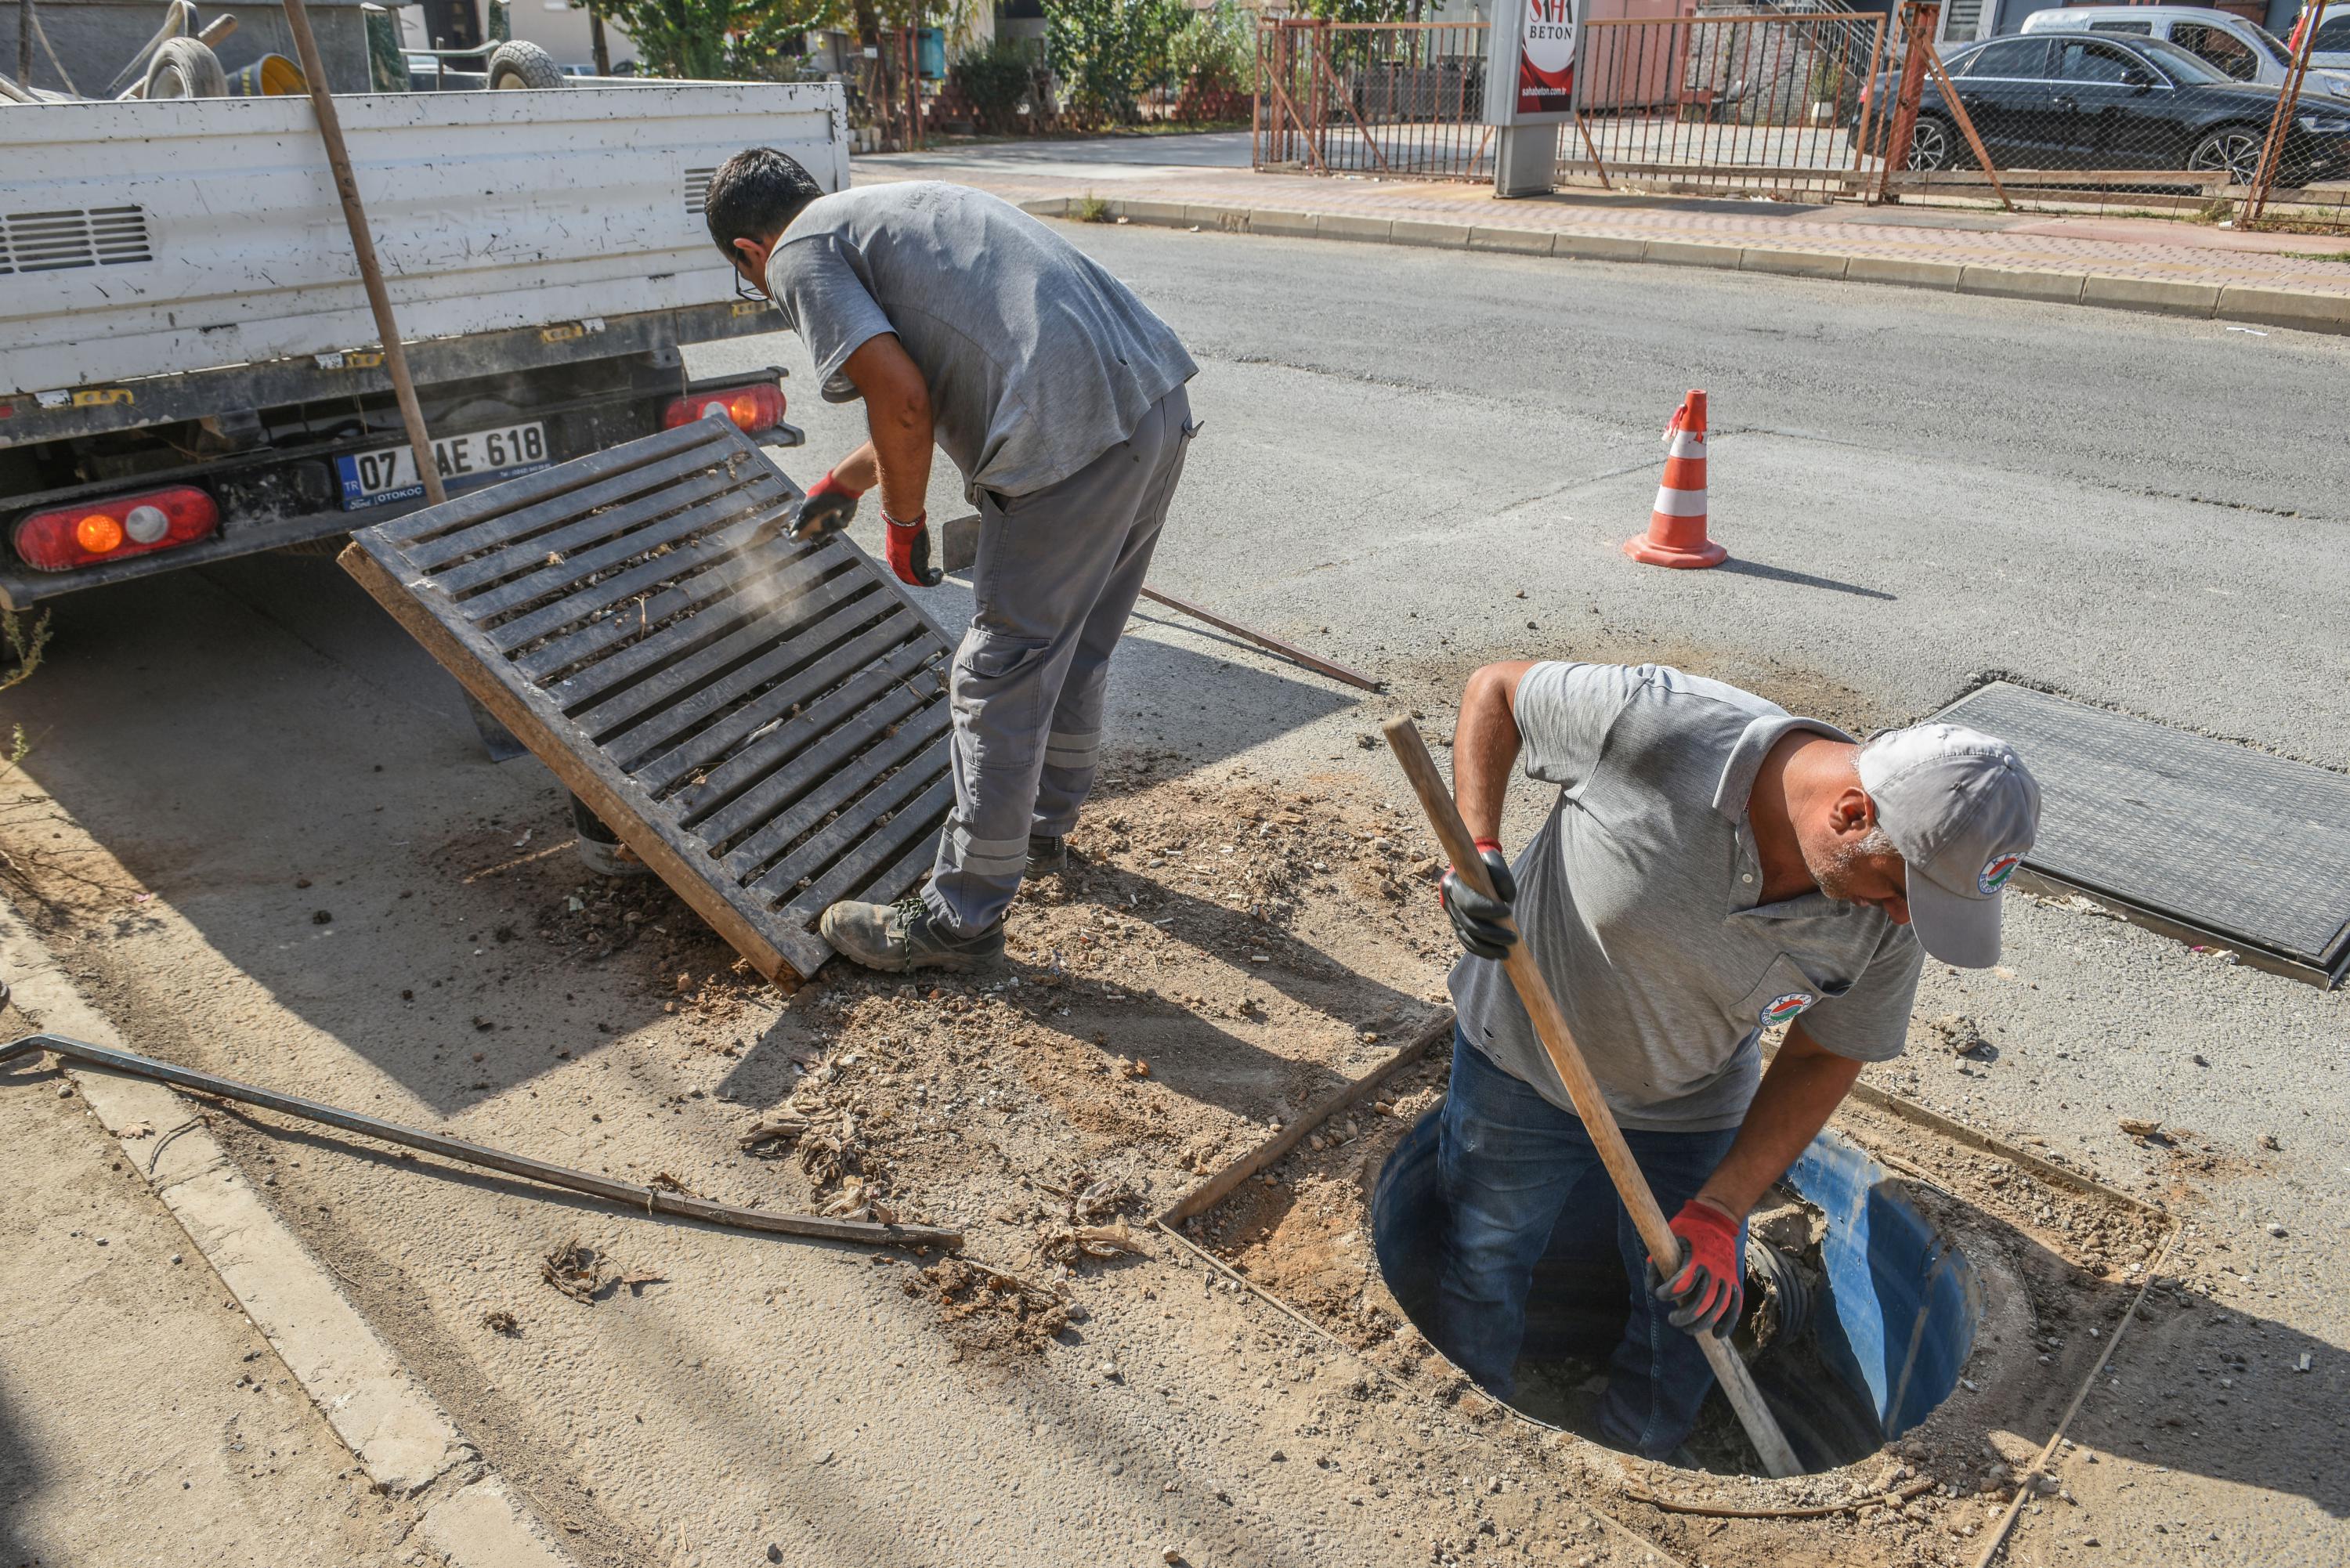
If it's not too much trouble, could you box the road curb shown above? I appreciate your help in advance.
[0,906,579,1568]
[1019,194,2350,337]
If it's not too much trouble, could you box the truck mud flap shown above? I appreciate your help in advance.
[342,418,957,983]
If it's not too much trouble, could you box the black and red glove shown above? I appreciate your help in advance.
[1438,839,1517,960]
[883,506,944,587]
[1652,1198,1744,1339]
[788,469,864,540]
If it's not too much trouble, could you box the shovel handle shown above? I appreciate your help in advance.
[1382,716,1803,1479]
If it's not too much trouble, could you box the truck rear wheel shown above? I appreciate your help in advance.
[144,37,230,99]
[487,41,566,90]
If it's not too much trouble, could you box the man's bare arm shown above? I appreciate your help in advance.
[1452,662,1538,841]
[1692,1022,1864,1220]
[837,334,932,522]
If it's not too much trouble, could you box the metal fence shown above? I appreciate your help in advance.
[1567,11,1893,198]
[1251,5,2350,229]
[1255,20,1496,181]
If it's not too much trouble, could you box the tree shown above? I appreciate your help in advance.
[580,0,841,80]
[1046,0,1184,124]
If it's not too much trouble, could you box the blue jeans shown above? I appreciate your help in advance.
[1433,1032,1744,1459]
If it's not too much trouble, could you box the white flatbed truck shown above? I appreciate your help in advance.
[0,77,844,607]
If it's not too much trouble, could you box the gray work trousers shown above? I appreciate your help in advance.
[923,384,1195,935]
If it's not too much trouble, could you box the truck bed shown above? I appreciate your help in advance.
[0,81,845,406]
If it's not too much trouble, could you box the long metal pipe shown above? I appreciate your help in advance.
[277,0,448,507]
[3,1032,963,1252]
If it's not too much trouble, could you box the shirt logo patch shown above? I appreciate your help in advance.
[1978,852,2023,895]
[1760,992,1816,1027]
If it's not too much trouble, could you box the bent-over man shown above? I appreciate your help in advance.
[703,150,1198,974]
[1433,659,2039,1461]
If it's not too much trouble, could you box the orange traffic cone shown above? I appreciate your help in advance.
[1623,390,1725,569]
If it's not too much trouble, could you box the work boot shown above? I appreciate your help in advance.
[819,894,1004,974]
[1026,833,1068,876]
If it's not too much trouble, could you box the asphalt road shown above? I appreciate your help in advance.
[5,215,2345,1565]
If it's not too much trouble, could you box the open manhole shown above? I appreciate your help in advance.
[1369,1111,1981,1474]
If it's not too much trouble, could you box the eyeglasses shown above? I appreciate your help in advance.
[732,268,765,304]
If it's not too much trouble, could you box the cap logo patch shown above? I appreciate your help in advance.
[1978,852,2023,895]
[1761,992,1816,1027]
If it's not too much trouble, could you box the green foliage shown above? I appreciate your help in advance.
[1296,0,1412,21]
[1076,190,1114,221]
[1046,0,1184,123]
[580,0,841,81]
[1167,0,1254,94]
[954,34,1039,129]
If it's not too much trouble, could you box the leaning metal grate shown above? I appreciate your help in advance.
[1936,682,2350,988]
[342,417,956,982]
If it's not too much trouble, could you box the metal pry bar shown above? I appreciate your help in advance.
[1,1032,963,1252]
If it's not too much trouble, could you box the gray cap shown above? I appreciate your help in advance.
[1857,724,2041,968]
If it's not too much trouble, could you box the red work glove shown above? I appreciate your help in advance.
[883,506,943,587]
[1652,1198,1743,1340]
[788,468,864,540]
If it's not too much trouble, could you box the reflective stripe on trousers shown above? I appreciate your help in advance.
[923,384,1196,934]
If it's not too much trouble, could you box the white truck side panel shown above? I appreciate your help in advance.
[0,83,848,396]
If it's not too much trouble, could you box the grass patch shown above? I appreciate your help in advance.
[1075,191,1114,223]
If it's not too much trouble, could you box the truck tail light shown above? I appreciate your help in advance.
[13,486,220,573]
[663,381,786,435]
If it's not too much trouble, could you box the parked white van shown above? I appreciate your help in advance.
[2021,5,2350,97]
[2290,0,2350,74]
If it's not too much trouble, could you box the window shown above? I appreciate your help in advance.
[2171,23,2257,80]
[2317,16,2350,51]
[2053,38,2138,83]
[2133,38,2229,84]
[2088,20,2155,34]
[1961,38,2051,78]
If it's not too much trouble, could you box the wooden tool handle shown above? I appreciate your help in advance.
[1382,716,1803,1479]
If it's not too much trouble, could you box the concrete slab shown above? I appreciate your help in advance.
[1246,208,1319,238]
[1466,226,1556,256]
[1958,266,2087,305]
[1843,253,1965,291]
[2081,273,2221,318]
[1643,238,1744,269]
[1553,232,1647,262]
[2216,283,2350,333]
[1741,247,1851,280]
[1317,212,1396,243]
[1388,217,1472,248]
[1115,198,1190,227]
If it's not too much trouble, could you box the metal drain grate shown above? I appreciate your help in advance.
[342,417,956,982]
[1936,682,2350,988]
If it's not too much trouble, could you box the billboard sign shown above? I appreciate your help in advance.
[1484,0,1586,127]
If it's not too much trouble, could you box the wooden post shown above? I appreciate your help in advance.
[2244,6,2320,226]
[1383,716,1805,1480]
[1876,2,1936,204]
[18,0,32,92]
[278,0,446,507]
[588,7,610,76]
[1924,42,2010,210]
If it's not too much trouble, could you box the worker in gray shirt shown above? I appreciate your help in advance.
[1433,660,2038,1461]
[703,150,1198,972]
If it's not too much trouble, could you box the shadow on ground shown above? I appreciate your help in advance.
[0,551,1359,1115]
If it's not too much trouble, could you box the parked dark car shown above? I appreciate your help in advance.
[1851,32,2350,184]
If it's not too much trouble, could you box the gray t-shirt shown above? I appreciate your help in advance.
[1449,662,1923,1133]
[761,182,1197,500]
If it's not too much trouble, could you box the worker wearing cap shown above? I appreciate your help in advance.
[1431,660,2038,1461]
[702,150,1198,974]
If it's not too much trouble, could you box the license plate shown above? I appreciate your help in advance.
[335,421,551,511]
